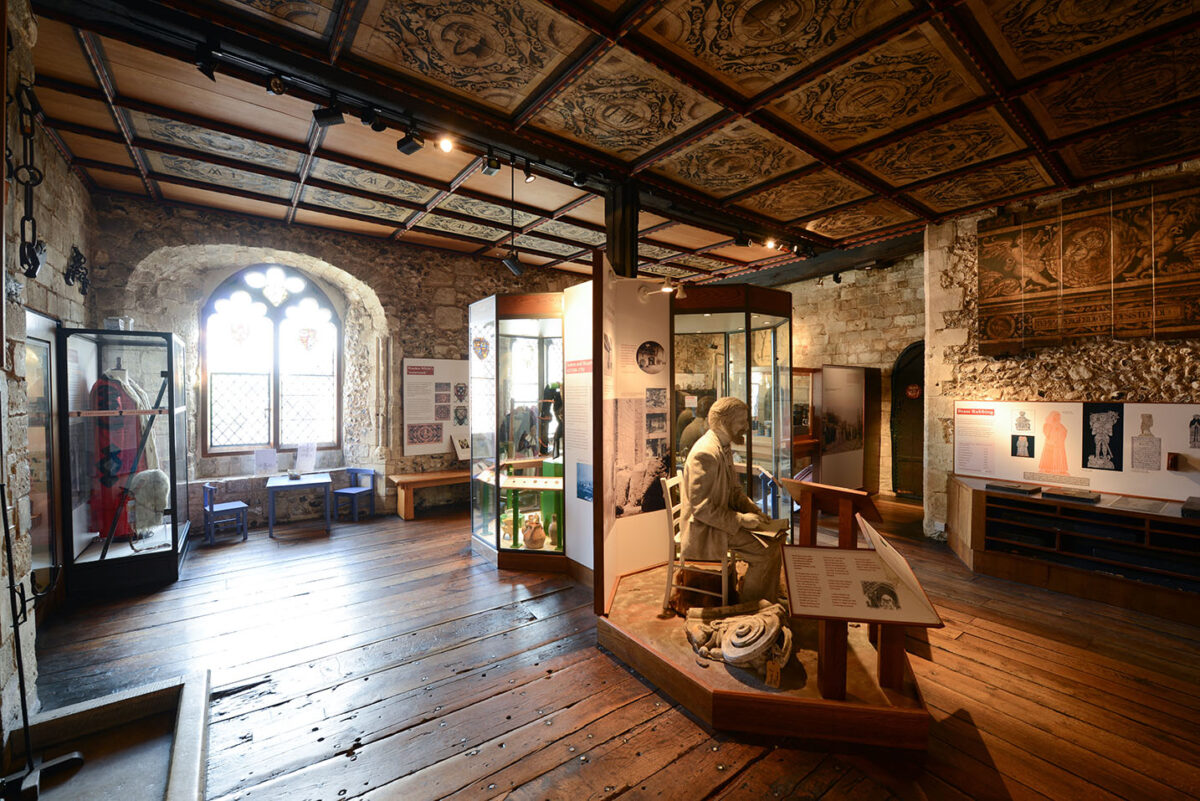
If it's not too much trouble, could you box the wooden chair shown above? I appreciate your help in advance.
[661,473,731,612]
[334,468,376,522]
[203,483,248,545]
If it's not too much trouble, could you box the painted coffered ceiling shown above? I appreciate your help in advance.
[27,0,1200,283]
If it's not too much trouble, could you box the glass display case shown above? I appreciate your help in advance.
[469,294,567,569]
[792,367,821,477]
[672,285,792,517]
[55,329,190,596]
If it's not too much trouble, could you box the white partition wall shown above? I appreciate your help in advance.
[563,281,594,571]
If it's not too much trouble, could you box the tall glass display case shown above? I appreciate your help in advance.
[469,294,567,571]
[55,329,190,596]
[672,285,792,517]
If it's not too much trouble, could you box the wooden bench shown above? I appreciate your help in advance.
[388,470,471,520]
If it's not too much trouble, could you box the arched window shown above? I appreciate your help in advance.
[202,264,341,453]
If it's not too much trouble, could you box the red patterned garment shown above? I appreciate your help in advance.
[89,376,146,539]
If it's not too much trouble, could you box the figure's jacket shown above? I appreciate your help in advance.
[680,428,761,561]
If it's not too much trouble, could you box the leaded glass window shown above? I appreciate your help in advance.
[203,265,341,452]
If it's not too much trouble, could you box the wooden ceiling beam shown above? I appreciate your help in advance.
[512,39,617,130]
[403,155,485,234]
[76,29,160,200]
[285,120,327,224]
[327,0,366,64]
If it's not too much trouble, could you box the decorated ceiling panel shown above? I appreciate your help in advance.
[852,107,1025,185]
[907,157,1054,213]
[127,111,305,173]
[301,185,414,223]
[641,0,915,99]
[351,0,589,113]
[802,199,919,240]
[309,159,437,204]
[413,213,508,242]
[215,0,335,37]
[531,46,723,161]
[650,119,812,197]
[964,0,1195,80]
[144,151,296,198]
[532,219,606,246]
[737,168,873,222]
[1058,106,1200,179]
[513,234,585,257]
[639,263,694,279]
[436,194,540,228]
[768,24,986,152]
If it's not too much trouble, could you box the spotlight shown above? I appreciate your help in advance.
[360,107,387,131]
[734,231,751,247]
[765,237,775,250]
[396,126,424,155]
[571,170,588,188]
[482,148,501,176]
[676,282,688,300]
[524,161,536,183]
[194,44,217,82]
[266,74,286,95]
[312,103,344,128]
[502,252,524,276]
[438,135,454,153]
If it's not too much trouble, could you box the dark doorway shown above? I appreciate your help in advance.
[890,341,924,499]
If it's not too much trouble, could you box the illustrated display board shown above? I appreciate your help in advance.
[954,400,1200,501]
[977,176,1200,356]
[601,269,673,611]
[402,358,469,456]
[563,281,594,570]
[820,365,866,490]
[783,515,940,626]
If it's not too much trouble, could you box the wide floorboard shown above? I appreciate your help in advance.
[34,506,1200,800]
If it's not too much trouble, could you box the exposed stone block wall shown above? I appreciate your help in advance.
[783,253,925,495]
[923,161,1200,538]
[2,0,94,736]
[89,197,582,517]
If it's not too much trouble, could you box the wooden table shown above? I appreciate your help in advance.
[388,470,471,520]
[267,473,332,538]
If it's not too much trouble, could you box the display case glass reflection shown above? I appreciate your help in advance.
[469,295,566,556]
[673,295,792,517]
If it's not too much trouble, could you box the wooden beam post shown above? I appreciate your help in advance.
[605,178,640,278]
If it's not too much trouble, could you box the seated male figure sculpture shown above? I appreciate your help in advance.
[680,396,783,604]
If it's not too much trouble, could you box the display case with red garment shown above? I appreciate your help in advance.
[56,329,190,597]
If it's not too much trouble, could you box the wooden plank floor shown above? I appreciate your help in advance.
[33,507,1200,800]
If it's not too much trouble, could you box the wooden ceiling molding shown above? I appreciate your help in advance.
[907,156,1054,215]
[530,45,722,161]
[640,0,916,99]
[853,107,1025,185]
[736,168,872,222]
[962,0,1196,81]
[649,118,812,197]
[1023,29,1200,140]
[350,0,590,114]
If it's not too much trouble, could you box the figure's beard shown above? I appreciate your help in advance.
[732,429,746,445]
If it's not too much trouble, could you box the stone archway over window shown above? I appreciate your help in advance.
[112,245,389,477]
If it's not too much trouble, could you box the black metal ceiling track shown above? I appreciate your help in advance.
[30,0,828,262]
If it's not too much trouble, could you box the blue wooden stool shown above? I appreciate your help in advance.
[203,483,249,544]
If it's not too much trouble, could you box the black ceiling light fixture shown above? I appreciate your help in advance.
[523,159,536,184]
[266,73,286,95]
[571,170,588,188]
[734,230,752,247]
[482,147,501,176]
[503,153,524,277]
[193,36,218,82]
[396,122,424,155]
[312,97,344,128]
[360,107,387,131]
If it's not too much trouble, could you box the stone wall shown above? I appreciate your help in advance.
[3,0,95,734]
[923,160,1200,537]
[89,197,583,516]
[783,253,925,495]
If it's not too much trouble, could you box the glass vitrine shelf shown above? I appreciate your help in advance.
[673,285,793,518]
[469,294,567,566]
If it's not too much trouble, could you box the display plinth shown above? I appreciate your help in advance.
[597,567,929,748]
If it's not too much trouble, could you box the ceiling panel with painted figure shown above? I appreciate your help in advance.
[802,199,919,241]
[530,220,606,246]
[212,0,336,38]
[144,151,297,198]
[650,119,813,198]
[436,194,540,228]
[414,214,509,242]
[907,158,1055,214]
[301,185,415,224]
[127,111,306,174]
[737,169,873,222]
[308,158,438,205]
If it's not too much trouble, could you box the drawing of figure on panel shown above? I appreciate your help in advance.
[1013,410,1031,432]
[1191,415,1200,448]
[1039,411,1069,475]
[1083,403,1122,471]
[1016,436,1029,457]
[1087,411,1118,469]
